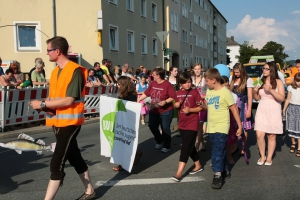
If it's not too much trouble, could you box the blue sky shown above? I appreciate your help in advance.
[211,0,300,60]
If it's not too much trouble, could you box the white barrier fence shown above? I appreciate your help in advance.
[0,85,119,132]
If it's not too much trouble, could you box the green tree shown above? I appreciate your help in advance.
[226,48,231,65]
[259,41,289,66]
[237,41,260,64]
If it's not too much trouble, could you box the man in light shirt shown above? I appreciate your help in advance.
[101,58,114,84]
[121,64,138,82]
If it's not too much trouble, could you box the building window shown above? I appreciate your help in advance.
[141,0,147,18]
[141,34,147,54]
[126,0,134,12]
[182,29,188,43]
[13,21,41,52]
[152,3,157,21]
[109,0,118,5]
[152,38,158,56]
[189,0,192,12]
[183,54,189,68]
[171,10,178,32]
[109,25,119,51]
[182,3,188,18]
[127,30,134,53]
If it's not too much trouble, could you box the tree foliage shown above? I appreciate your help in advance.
[260,41,288,66]
[237,41,260,64]
[237,41,289,66]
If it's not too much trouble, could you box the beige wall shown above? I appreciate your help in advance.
[0,0,102,78]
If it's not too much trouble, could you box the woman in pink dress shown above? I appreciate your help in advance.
[253,62,285,166]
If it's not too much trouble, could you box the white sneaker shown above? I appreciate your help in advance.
[161,148,170,153]
[155,143,162,149]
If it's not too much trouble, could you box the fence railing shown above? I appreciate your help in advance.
[0,85,119,132]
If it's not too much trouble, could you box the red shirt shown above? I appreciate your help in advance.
[144,80,176,114]
[175,89,201,131]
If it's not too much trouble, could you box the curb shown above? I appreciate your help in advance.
[0,117,100,140]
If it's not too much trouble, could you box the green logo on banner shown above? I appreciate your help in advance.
[101,100,127,152]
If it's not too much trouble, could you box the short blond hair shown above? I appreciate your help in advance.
[204,68,221,82]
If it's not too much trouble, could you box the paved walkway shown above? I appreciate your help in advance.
[0,117,100,140]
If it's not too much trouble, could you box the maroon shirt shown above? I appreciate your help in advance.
[144,80,176,114]
[175,89,201,131]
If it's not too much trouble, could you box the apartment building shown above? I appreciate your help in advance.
[0,0,226,76]
[166,0,227,70]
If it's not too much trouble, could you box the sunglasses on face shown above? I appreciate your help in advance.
[262,68,270,71]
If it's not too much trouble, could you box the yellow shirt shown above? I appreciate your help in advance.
[206,87,234,134]
[101,65,110,75]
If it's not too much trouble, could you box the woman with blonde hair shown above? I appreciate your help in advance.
[192,63,207,152]
[229,63,253,156]
[9,62,24,85]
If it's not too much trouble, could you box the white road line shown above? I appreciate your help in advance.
[95,176,205,187]
[294,165,300,169]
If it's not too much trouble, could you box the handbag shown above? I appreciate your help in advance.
[173,89,191,131]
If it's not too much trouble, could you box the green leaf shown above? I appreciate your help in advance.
[101,112,117,152]
[115,100,127,112]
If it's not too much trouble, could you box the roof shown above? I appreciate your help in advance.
[226,37,239,46]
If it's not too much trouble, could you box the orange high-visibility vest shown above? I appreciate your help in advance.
[46,61,87,127]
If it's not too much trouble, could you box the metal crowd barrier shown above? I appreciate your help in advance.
[0,85,119,132]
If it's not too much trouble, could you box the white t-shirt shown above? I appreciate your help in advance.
[231,77,254,88]
[277,71,286,85]
[136,83,147,91]
[192,76,205,87]
[287,85,300,105]
[121,71,132,78]
[232,92,238,103]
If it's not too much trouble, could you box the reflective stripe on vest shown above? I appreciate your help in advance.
[46,61,87,127]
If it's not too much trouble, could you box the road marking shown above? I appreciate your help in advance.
[294,165,300,169]
[95,176,205,187]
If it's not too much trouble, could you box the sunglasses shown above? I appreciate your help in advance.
[262,68,270,71]
[47,48,57,53]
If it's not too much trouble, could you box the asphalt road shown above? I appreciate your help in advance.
[0,114,299,200]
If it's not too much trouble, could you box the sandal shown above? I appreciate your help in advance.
[134,150,143,165]
[290,143,297,153]
[296,150,300,157]
[112,165,124,171]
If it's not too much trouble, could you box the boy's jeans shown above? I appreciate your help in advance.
[209,132,228,172]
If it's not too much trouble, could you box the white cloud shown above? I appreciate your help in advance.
[227,15,300,59]
[291,10,300,15]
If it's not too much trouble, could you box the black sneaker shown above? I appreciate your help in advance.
[222,170,231,179]
[76,191,97,200]
[211,175,222,189]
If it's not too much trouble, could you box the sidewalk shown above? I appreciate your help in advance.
[0,117,100,140]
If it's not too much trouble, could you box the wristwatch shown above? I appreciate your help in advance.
[40,101,46,110]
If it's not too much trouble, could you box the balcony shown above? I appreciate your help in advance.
[214,51,217,58]
[214,35,217,43]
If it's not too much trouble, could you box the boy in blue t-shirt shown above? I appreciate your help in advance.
[204,68,242,189]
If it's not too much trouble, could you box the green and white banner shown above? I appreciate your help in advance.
[100,96,141,172]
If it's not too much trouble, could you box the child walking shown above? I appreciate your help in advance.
[283,72,300,156]
[205,68,242,189]
[136,76,149,125]
[229,63,254,156]
[192,63,207,152]
[220,76,239,165]
[171,72,203,182]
